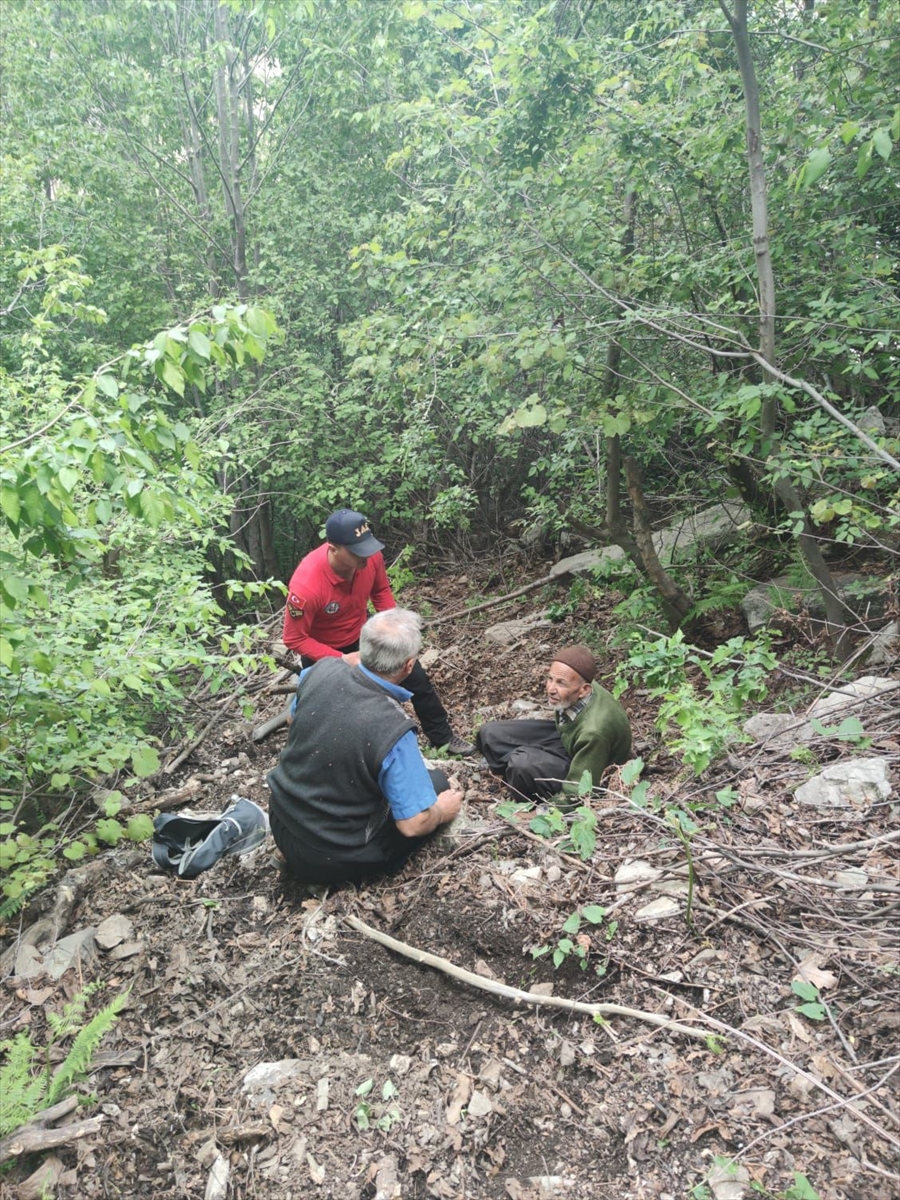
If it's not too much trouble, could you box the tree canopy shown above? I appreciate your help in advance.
[1,0,898,889]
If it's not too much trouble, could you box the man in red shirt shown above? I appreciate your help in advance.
[282,509,475,755]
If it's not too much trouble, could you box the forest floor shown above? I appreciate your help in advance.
[2,567,898,1200]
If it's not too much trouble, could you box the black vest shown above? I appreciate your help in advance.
[267,659,416,866]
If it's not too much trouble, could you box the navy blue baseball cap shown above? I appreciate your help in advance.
[324,509,385,557]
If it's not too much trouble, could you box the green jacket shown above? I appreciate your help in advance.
[557,682,632,797]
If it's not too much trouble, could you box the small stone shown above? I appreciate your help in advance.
[635,896,680,922]
[108,940,144,960]
[833,869,868,889]
[242,1059,307,1095]
[615,860,661,889]
[794,758,891,809]
[467,1090,493,1117]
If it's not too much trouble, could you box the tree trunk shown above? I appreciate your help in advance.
[624,458,693,629]
[723,0,851,658]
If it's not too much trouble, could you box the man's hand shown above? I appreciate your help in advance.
[436,787,463,824]
[341,650,361,666]
[395,787,463,838]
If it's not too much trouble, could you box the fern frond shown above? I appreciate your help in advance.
[47,979,105,1040]
[46,992,128,1107]
[0,882,46,923]
[0,1031,49,1136]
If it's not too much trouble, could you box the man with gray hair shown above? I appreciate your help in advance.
[267,609,463,885]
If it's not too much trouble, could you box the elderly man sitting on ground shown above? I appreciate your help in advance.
[476,645,631,805]
[267,608,463,885]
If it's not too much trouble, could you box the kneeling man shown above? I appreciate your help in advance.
[477,645,631,804]
[267,608,462,885]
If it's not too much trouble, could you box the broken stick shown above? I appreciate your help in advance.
[344,914,709,1042]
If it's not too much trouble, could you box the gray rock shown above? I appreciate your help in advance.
[551,502,752,578]
[743,712,811,746]
[95,914,135,950]
[242,1058,310,1102]
[16,928,98,981]
[794,758,892,809]
[867,621,899,667]
[741,572,889,633]
[550,544,626,578]
[484,615,553,646]
[635,896,680,921]
[614,860,661,889]
[808,676,898,723]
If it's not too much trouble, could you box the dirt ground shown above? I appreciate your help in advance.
[2,573,898,1200]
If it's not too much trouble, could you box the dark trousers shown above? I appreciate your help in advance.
[271,767,450,886]
[476,719,571,801]
[301,643,452,748]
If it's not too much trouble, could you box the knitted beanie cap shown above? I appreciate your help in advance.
[551,644,597,683]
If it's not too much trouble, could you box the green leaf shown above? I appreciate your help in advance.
[103,792,123,817]
[516,403,547,428]
[835,715,865,741]
[561,912,581,934]
[96,373,119,398]
[785,1172,821,1200]
[795,1001,826,1021]
[872,128,892,160]
[803,146,831,187]
[57,467,79,494]
[355,1078,374,1097]
[791,979,819,1002]
[131,745,160,778]
[63,841,87,861]
[188,328,212,359]
[159,359,185,396]
[125,814,154,842]
[95,818,123,846]
[620,758,643,785]
[139,489,167,527]
[0,488,21,524]
[581,905,606,924]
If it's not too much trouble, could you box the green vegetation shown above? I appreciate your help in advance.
[1,0,897,900]
[0,982,127,1136]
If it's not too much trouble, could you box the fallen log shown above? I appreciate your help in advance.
[0,1094,105,1165]
[252,704,293,743]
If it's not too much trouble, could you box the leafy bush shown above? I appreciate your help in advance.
[617,630,776,774]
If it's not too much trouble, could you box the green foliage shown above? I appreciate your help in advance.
[385,545,417,596]
[353,1077,401,1132]
[617,631,775,774]
[531,904,612,974]
[0,982,127,1135]
[0,240,278,899]
[791,979,828,1023]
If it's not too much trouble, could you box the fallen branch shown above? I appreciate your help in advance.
[252,704,292,743]
[426,572,560,626]
[0,1094,105,1164]
[343,914,710,1041]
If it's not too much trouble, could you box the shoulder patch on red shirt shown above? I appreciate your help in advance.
[287,593,305,619]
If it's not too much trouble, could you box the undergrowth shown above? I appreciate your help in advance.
[0,981,127,1136]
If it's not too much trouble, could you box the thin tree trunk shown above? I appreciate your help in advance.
[723,0,851,658]
[624,458,693,629]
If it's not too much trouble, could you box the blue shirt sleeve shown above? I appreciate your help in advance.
[378,731,440,821]
[289,666,313,716]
